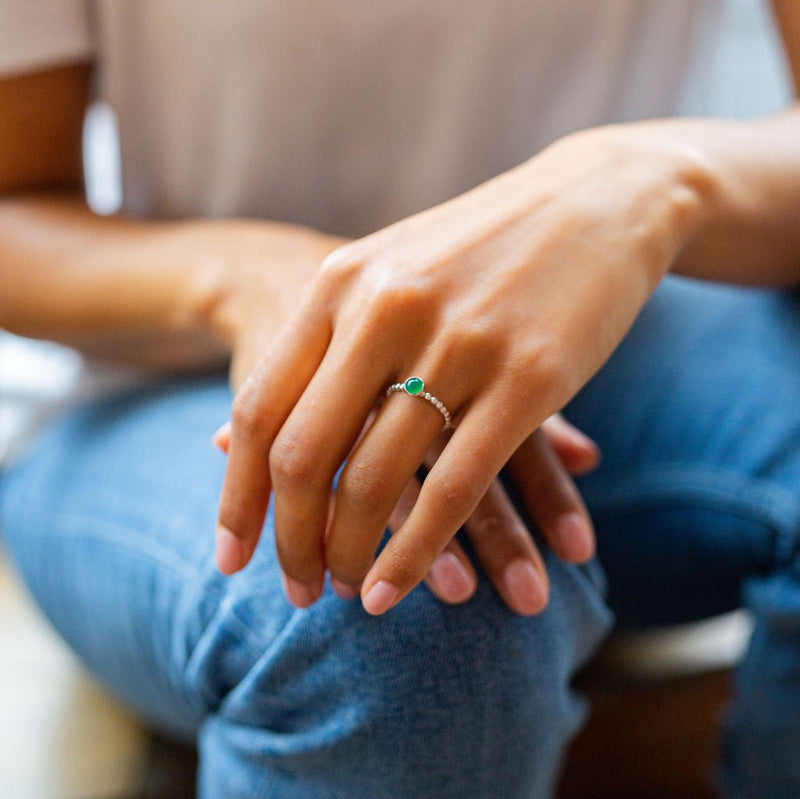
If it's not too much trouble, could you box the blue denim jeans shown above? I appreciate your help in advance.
[2,276,800,798]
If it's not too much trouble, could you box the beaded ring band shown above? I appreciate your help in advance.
[385,376,454,431]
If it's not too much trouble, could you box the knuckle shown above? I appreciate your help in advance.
[522,445,558,489]
[471,512,506,541]
[367,274,434,328]
[505,343,565,406]
[427,472,483,515]
[336,459,388,515]
[231,382,268,439]
[318,244,363,288]
[437,318,506,371]
[269,432,321,489]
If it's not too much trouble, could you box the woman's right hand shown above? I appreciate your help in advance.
[183,219,347,389]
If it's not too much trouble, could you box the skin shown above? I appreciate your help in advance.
[1,4,799,617]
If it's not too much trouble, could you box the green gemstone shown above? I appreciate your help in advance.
[404,376,424,395]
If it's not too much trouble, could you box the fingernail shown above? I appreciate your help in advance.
[428,551,475,603]
[280,570,318,608]
[554,512,595,562]
[573,429,599,450]
[502,560,548,615]
[362,580,399,615]
[212,422,231,451]
[574,443,602,475]
[216,525,244,575]
[330,576,358,600]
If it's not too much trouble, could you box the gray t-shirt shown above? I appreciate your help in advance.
[3,0,722,236]
[97,0,723,236]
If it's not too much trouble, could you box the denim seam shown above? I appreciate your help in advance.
[183,591,276,714]
[580,466,800,565]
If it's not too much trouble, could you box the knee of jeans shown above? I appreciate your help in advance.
[192,556,611,794]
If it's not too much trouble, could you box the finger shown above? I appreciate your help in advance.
[360,391,529,615]
[424,541,477,605]
[462,477,549,614]
[389,461,477,605]
[324,373,465,591]
[216,293,330,578]
[327,405,381,594]
[386,463,422,533]
[507,430,595,564]
[269,338,395,606]
[422,434,545,614]
[540,414,601,475]
[326,492,359,599]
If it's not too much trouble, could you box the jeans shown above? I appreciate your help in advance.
[2,276,800,798]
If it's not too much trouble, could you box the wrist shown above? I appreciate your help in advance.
[615,120,722,276]
[109,218,231,349]
[177,218,346,348]
[172,220,237,348]
[553,123,718,282]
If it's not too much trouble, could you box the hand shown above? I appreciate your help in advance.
[405,414,601,614]
[216,124,707,614]
[183,218,347,388]
[214,413,600,614]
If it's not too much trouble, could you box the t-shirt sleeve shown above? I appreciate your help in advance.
[0,0,92,78]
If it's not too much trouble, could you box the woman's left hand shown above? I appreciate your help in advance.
[216,123,709,615]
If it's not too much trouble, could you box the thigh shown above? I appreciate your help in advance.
[0,375,612,798]
[564,276,800,626]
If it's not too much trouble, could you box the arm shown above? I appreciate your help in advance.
[216,8,800,615]
[0,191,339,377]
[1,65,349,378]
[2,64,598,614]
[0,66,341,376]
[2,192,226,371]
[657,0,800,284]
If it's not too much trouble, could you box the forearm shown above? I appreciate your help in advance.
[0,192,219,369]
[0,193,332,373]
[629,105,800,285]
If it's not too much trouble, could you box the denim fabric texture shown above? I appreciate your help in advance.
[1,276,799,798]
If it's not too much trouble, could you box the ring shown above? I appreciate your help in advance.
[385,376,454,431]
